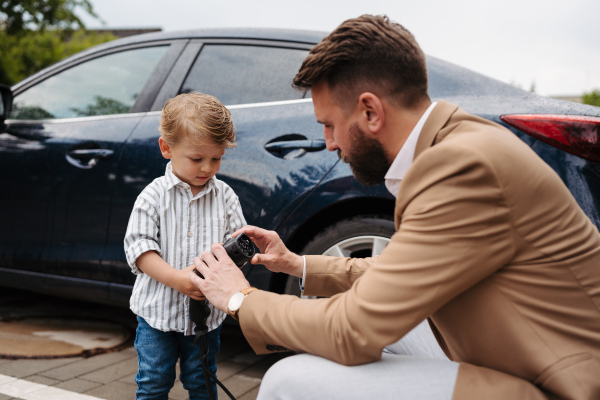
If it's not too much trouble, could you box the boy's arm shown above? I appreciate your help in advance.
[224,190,247,238]
[124,195,162,275]
[124,192,203,299]
[137,251,205,300]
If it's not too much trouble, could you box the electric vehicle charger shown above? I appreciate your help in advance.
[190,233,256,400]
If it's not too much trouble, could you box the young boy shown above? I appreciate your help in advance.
[124,92,246,399]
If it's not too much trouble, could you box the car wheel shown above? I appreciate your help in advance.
[284,215,395,297]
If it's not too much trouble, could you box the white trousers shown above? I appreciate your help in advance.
[257,321,459,400]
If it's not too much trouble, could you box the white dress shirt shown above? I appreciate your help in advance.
[124,162,247,335]
[384,102,437,198]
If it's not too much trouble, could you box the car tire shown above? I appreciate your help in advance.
[284,215,395,297]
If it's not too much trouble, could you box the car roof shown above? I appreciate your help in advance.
[72,27,327,59]
[113,27,328,46]
[12,27,327,91]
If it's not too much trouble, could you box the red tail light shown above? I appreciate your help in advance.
[500,114,600,162]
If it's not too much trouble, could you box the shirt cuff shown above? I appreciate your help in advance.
[299,255,306,292]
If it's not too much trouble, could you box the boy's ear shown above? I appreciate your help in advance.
[158,137,172,159]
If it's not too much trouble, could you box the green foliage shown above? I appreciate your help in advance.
[10,103,55,119]
[71,95,130,117]
[0,0,114,86]
[582,89,600,107]
[0,0,97,35]
[0,29,116,86]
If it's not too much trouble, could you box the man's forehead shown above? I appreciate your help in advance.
[311,83,335,120]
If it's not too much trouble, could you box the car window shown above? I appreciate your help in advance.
[180,45,309,105]
[10,46,168,120]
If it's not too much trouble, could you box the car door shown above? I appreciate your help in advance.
[106,40,339,290]
[0,43,178,286]
[177,42,337,228]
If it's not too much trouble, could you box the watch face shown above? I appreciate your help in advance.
[228,291,245,312]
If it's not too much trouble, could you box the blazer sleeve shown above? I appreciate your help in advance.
[238,139,516,366]
[302,255,375,297]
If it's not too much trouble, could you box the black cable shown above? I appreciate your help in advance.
[189,234,256,400]
[190,298,220,400]
[198,332,217,400]
[198,333,237,400]
[190,300,237,400]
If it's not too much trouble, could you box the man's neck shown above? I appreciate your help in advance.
[381,98,432,164]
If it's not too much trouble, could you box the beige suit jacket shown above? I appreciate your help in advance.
[239,101,600,400]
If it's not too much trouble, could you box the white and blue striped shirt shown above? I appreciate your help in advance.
[124,162,247,335]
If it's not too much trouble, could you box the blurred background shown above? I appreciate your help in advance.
[1,0,599,105]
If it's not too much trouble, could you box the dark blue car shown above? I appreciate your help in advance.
[0,28,598,306]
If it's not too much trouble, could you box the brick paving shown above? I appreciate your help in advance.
[0,288,289,400]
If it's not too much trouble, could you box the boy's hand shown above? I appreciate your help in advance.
[173,265,205,300]
[233,225,304,278]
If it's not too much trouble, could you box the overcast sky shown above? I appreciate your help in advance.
[81,0,600,97]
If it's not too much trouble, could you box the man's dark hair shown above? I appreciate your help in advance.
[293,14,429,110]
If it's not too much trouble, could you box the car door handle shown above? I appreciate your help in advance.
[264,136,326,160]
[264,139,326,152]
[66,148,114,169]
[68,149,115,159]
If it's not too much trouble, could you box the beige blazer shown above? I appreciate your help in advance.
[239,101,600,400]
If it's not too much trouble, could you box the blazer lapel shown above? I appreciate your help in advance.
[393,101,459,229]
[414,100,459,159]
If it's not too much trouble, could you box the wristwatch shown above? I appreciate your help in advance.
[227,287,258,320]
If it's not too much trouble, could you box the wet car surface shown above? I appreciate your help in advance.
[0,28,598,307]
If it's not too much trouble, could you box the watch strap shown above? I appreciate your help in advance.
[227,287,258,320]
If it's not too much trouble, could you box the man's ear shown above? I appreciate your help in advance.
[357,92,384,134]
[158,137,172,159]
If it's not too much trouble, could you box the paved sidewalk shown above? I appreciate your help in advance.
[0,288,290,400]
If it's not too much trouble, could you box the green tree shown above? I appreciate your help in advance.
[0,0,97,35]
[0,0,115,86]
[0,29,116,84]
[582,89,600,107]
[71,95,130,116]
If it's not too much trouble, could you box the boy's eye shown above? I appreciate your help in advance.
[213,158,222,161]
[191,158,202,162]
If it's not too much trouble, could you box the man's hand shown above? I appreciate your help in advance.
[233,226,304,278]
[190,243,252,312]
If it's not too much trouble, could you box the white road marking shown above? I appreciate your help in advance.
[0,374,104,400]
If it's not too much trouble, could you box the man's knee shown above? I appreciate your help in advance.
[257,354,322,400]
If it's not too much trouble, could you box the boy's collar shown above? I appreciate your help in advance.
[164,161,219,195]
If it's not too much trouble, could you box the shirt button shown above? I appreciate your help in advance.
[185,298,189,304]
[182,184,189,190]
[187,232,193,237]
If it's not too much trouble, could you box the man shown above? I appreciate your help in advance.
[190,14,600,399]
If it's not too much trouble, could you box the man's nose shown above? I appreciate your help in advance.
[324,129,338,152]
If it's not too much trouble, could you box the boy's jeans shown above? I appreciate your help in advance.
[135,316,221,400]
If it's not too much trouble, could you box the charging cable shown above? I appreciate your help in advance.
[190,234,256,400]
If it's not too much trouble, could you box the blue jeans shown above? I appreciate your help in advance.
[134,316,221,400]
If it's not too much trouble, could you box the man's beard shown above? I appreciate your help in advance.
[338,123,390,186]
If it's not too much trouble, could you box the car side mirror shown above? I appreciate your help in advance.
[0,84,13,129]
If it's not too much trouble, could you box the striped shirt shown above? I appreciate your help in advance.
[124,162,247,335]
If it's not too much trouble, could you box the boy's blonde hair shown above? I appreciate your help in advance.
[159,92,236,147]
